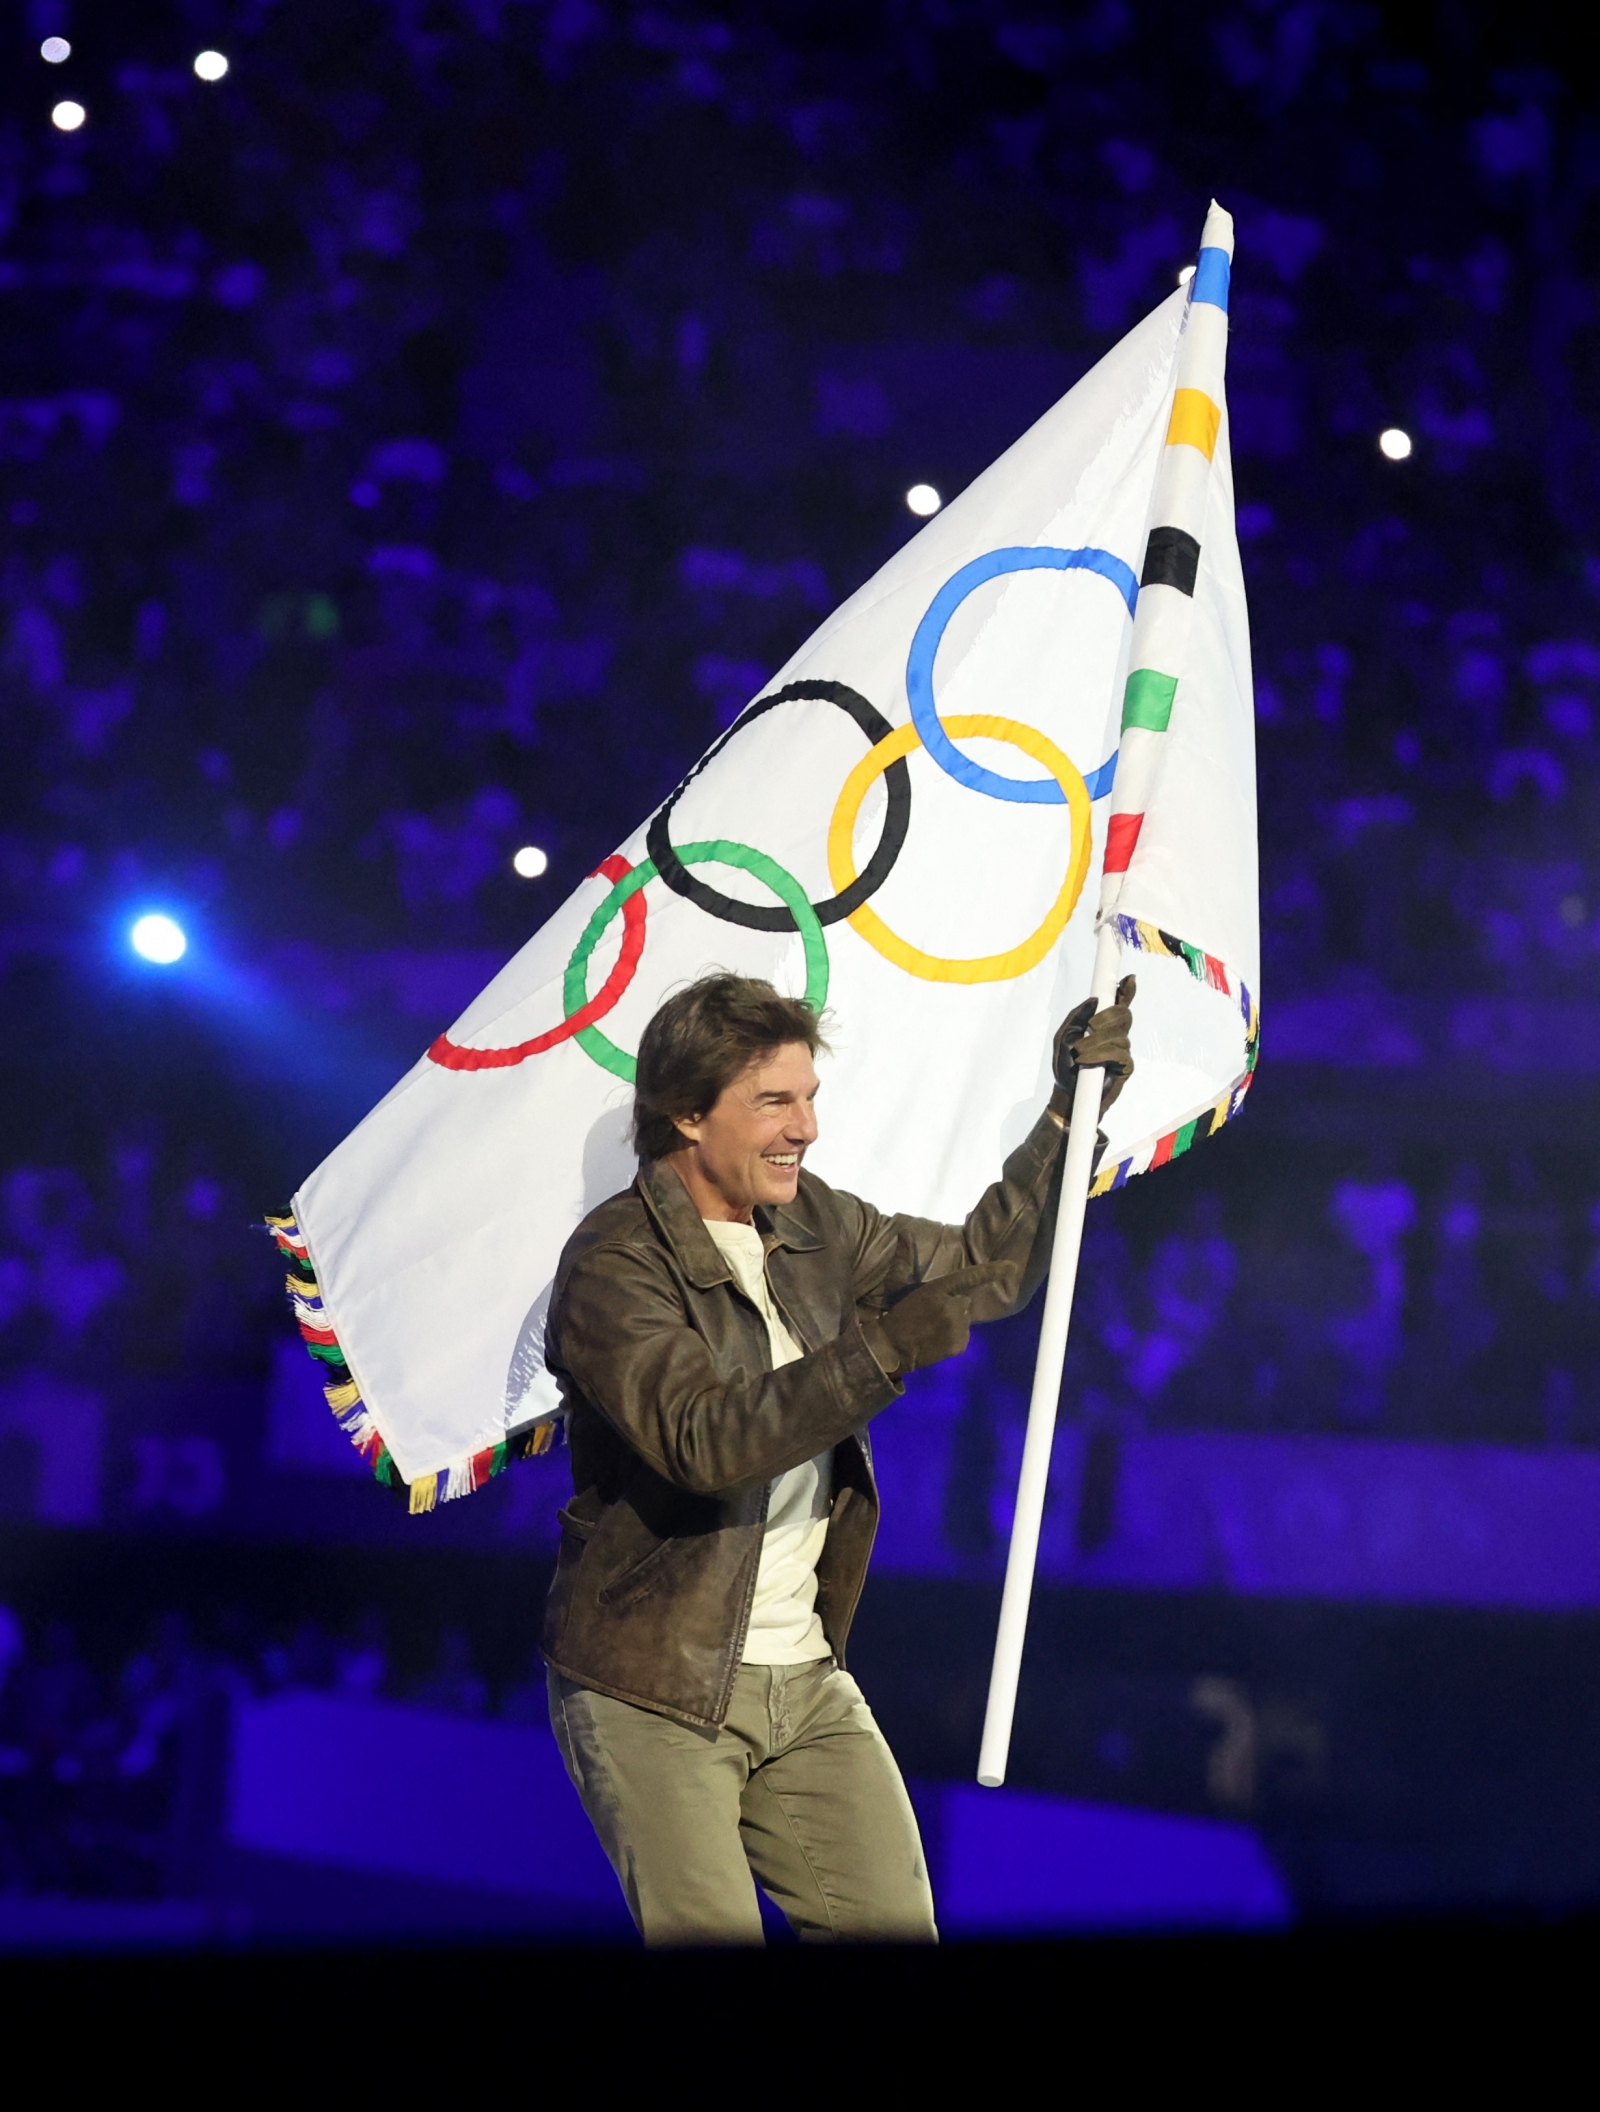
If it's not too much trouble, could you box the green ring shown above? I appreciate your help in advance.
[563,840,830,1084]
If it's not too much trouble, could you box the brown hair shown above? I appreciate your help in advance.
[632,973,826,1161]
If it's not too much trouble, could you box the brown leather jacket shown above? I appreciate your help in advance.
[541,1106,1069,1727]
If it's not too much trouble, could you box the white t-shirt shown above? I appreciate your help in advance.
[703,1217,832,1665]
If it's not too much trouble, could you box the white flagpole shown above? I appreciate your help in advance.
[977,199,1234,1789]
[977,919,1122,1787]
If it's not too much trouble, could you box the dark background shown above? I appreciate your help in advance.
[4,0,1600,1936]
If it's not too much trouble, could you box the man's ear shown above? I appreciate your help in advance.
[673,1113,704,1146]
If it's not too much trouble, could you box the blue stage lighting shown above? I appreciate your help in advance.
[131,913,188,964]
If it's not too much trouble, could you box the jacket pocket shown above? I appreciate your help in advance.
[597,1536,676,1609]
[542,1503,599,1654]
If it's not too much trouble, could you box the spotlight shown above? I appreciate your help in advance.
[512,845,549,879]
[1177,264,1196,285]
[41,36,71,62]
[1379,427,1413,461]
[193,49,229,80]
[131,914,187,965]
[905,484,942,517]
[50,100,86,131]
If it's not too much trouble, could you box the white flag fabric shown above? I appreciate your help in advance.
[272,203,1257,1509]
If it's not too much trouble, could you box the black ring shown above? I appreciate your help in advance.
[646,679,912,932]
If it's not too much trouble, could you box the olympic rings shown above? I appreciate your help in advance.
[427,853,645,1069]
[827,714,1091,984]
[432,544,1133,1082]
[905,547,1133,806]
[647,681,911,932]
[565,839,830,1083]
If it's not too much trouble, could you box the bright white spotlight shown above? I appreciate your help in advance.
[41,36,71,62]
[1379,427,1413,461]
[905,483,942,517]
[51,100,86,131]
[1177,263,1196,285]
[193,49,229,80]
[512,845,549,879]
[131,914,187,965]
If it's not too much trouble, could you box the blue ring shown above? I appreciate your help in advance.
[906,545,1137,805]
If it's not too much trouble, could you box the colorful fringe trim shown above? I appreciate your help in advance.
[264,1212,558,1512]
[1111,913,1238,1000]
[1087,915,1260,1198]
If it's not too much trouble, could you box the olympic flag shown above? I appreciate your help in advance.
[271,202,1257,1594]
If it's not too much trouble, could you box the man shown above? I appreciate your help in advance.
[543,969,1134,1944]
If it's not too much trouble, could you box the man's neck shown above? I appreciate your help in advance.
[667,1153,755,1225]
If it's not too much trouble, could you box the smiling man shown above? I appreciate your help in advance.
[542,969,1133,1945]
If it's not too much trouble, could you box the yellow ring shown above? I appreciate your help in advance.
[826,713,1092,983]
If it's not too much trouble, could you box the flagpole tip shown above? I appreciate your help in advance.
[1201,198,1235,259]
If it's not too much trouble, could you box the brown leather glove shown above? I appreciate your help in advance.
[861,1261,1015,1378]
[1049,974,1136,1119]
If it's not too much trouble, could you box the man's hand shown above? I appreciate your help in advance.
[861,1261,1014,1378]
[1050,974,1136,1118]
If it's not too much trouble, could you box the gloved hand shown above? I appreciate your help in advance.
[861,1261,1015,1378]
[1049,974,1136,1119]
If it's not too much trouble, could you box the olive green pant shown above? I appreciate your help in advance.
[547,1659,938,1946]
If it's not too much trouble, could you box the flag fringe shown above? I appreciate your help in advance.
[1111,913,1238,1001]
[265,1212,559,1510]
[1089,917,1260,1197]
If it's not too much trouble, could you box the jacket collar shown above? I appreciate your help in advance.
[637,1157,825,1286]
[761,1197,826,1255]
[637,1157,732,1289]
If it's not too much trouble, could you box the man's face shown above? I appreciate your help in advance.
[673,1041,820,1221]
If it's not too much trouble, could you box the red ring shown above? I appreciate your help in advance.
[427,854,648,1071]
